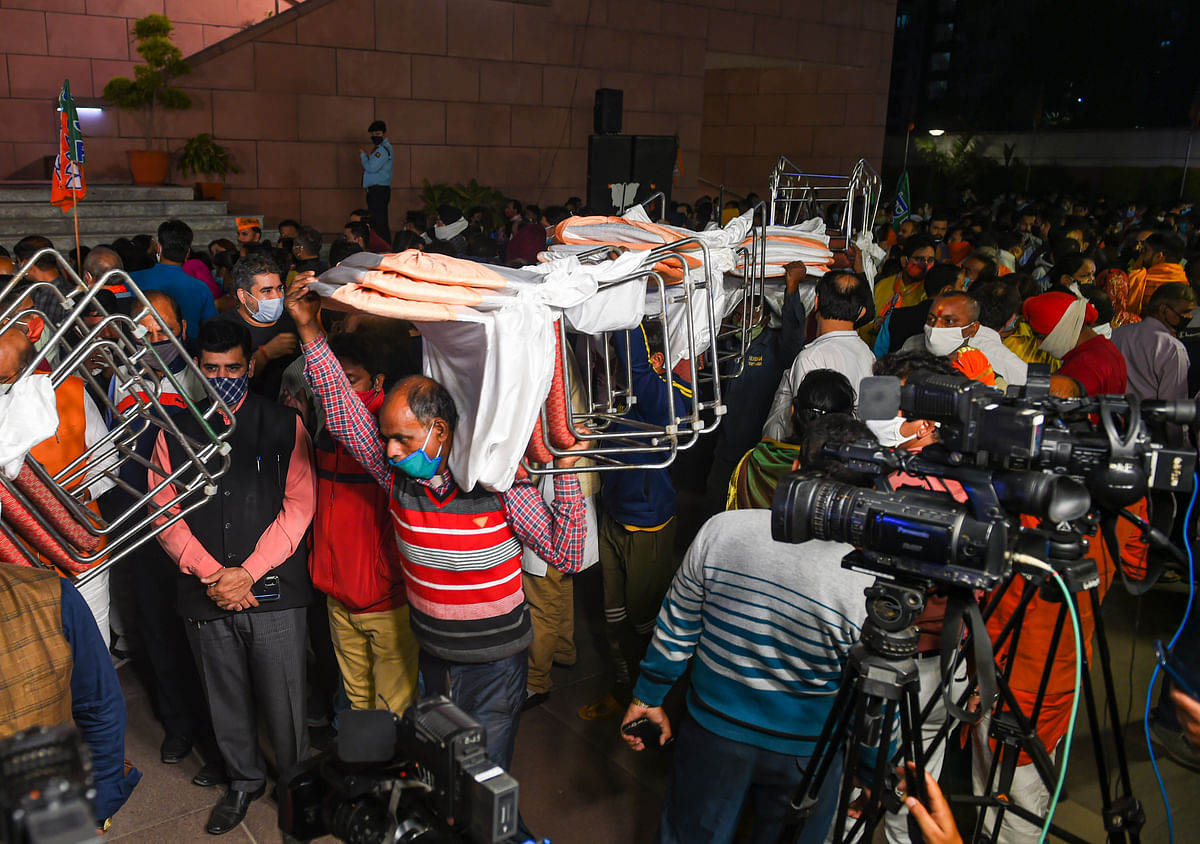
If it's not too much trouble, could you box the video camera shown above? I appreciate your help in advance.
[0,725,100,844]
[772,368,1196,589]
[858,368,1197,509]
[279,696,518,844]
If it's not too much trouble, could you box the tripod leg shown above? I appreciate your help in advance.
[850,697,900,844]
[777,669,863,844]
[1086,587,1143,844]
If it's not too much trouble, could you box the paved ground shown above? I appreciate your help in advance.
[102,450,1200,842]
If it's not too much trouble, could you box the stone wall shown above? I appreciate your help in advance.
[0,0,278,180]
[0,0,896,234]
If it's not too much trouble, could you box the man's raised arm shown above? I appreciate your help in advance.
[285,273,390,486]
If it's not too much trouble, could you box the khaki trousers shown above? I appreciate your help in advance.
[326,596,420,715]
[522,566,576,694]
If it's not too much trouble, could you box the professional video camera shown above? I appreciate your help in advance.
[0,725,100,844]
[279,696,518,844]
[770,368,1194,844]
[858,368,1197,509]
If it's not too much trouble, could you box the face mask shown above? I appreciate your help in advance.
[1001,313,1020,334]
[387,426,443,479]
[149,337,184,373]
[904,261,929,280]
[23,316,44,343]
[866,415,909,448]
[370,135,383,146]
[1092,322,1113,339]
[210,374,248,408]
[242,291,283,323]
[434,217,467,242]
[354,388,383,412]
[924,324,968,356]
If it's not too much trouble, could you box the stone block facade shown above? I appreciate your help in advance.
[0,0,895,234]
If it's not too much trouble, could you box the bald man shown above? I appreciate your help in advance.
[0,323,35,383]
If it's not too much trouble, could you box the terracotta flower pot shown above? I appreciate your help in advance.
[127,150,170,186]
[195,181,224,201]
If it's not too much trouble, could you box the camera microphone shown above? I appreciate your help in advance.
[1141,396,1200,424]
[857,376,901,420]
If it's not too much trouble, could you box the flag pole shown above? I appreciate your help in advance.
[71,182,82,274]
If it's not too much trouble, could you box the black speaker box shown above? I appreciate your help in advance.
[631,135,677,217]
[593,88,624,135]
[587,134,633,215]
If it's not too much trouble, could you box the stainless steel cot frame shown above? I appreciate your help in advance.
[768,156,882,249]
[526,232,764,476]
[0,250,234,584]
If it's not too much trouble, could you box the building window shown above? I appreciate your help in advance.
[937,0,957,11]
[935,22,954,41]
[927,80,948,100]
[929,52,951,71]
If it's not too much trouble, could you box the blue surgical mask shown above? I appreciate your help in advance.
[210,374,249,409]
[387,426,443,479]
[243,290,284,323]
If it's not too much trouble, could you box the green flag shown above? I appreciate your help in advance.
[891,171,910,233]
[58,79,84,164]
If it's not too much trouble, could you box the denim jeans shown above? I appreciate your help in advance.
[1156,600,1200,730]
[418,650,527,770]
[655,715,843,844]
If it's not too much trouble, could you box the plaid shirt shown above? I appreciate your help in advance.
[302,335,586,572]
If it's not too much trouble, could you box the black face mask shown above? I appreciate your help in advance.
[370,135,383,146]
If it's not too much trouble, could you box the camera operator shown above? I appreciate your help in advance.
[973,469,1148,843]
[620,411,879,844]
[860,350,971,844]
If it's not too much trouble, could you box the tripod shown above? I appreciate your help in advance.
[777,557,951,844]
[959,519,1144,844]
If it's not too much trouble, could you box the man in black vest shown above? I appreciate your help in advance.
[150,319,317,835]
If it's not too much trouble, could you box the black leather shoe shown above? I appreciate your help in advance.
[160,734,192,764]
[522,691,550,712]
[205,786,264,835]
[192,760,227,788]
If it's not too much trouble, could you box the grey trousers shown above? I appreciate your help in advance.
[185,608,309,792]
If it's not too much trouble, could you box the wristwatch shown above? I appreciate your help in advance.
[631,696,656,709]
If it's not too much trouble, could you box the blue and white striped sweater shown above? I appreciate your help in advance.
[634,510,875,756]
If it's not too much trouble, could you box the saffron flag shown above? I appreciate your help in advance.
[51,79,86,212]
[891,171,910,233]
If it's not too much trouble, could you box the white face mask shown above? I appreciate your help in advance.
[924,324,968,357]
[866,415,908,447]
[1092,322,1112,339]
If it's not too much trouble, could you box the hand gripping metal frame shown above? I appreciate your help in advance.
[525,228,766,475]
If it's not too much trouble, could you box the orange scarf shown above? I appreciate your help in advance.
[1127,262,1186,316]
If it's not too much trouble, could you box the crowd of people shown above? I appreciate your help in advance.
[0,185,1199,844]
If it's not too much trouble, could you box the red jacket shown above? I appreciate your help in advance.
[309,390,406,613]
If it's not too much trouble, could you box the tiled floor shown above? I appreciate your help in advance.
[102,450,1200,843]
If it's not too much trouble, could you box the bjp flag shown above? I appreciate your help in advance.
[50,79,86,212]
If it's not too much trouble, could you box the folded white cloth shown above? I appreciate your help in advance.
[0,374,59,479]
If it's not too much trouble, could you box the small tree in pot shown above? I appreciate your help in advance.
[102,14,191,186]
[177,134,239,200]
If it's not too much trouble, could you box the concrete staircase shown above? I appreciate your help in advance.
[0,184,241,251]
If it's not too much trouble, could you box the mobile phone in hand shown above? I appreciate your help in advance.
[622,716,672,749]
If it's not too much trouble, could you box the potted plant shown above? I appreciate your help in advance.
[102,14,191,186]
[177,134,239,200]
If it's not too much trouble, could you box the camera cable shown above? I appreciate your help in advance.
[1006,552,1083,844]
[1142,475,1198,844]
